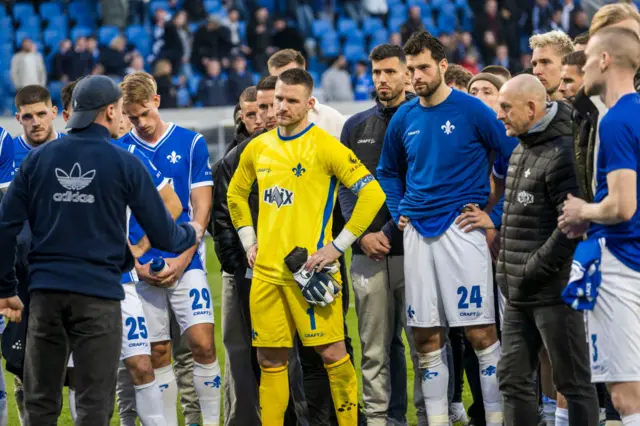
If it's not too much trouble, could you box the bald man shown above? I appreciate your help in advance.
[495,74,599,426]
[559,27,640,426]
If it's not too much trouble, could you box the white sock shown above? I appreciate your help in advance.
[418,348,449,426]
[475,341,503,426]
[135,380,167,426]
[623,414,640,425]
[542,394,557,426]
[555,407,569,426]
[154,365,178,426]
[600,408,607,426]
[68,388,77,422]
[193,360,221,426]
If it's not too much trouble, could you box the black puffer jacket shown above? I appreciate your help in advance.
[496,102,580,307]
[210,130,262,274]
[572,88,601,203]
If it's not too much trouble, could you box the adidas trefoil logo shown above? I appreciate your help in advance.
[167,151,181,164]
[441,120,455,135]
[54,163,96,204]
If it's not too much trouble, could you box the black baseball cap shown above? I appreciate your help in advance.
[66,75,122,131]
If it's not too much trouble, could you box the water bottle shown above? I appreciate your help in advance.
[150,257,169,275]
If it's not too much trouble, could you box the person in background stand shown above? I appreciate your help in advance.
[339,44,427,426]
[444,64,473,93]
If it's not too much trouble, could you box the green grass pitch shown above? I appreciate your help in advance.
[2,238,472,425]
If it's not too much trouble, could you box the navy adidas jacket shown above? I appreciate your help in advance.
[0,124,196,301]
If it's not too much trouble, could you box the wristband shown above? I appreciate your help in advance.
[332,229,357,253]
[237,226,257,252]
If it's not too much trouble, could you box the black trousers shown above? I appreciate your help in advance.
[297,256,363,426]
[497,302,599,426]
[23,290,122,426]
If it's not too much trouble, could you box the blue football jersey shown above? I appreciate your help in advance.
[0,128,14,190]
[13,132,64,172]
[113,140,169,284]
[120,123,213,271]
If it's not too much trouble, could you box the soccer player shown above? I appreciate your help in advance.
[559,51,586,101]
[530,31,575,101]
[227,68,386,425]
[559,26,640,426]
[120,72,219,426]
[61,79,183,426]
[225,86,264,155]
[338,44,427,426]
[376,31,516,426]
[0,123,12,426]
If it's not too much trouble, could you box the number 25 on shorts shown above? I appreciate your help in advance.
[457,285,483,309]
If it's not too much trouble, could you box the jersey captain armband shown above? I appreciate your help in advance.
[349,174,375,195]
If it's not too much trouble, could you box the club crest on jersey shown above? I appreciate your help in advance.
[263,185,294,209]
[167,151,181,164]
[292,163,306,177]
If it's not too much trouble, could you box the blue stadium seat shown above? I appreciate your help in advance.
[69,1,96,28]
[371,28,389,46]
[18,16,42,32]
[15,30,40,48]
[344,44,366,63]
[3,70,14,93]
[40,2,63,20]
[0,6,6,18]
[49,81,64,103]
[346,30,365,46]
[257,0,276,10]
[423,16,437,33]
[312,19,333,38]
[98,26,120,46]
[436,12,457,34]
[362,17,383,36]
[47,15,68,35]
[71,26,93,42]
[389,4,408,21]
[0,43,13,63]
[149,0,170,16]
[407,0,432,18]
[204,0,222,14]
[13,3,35,23]
[337,18,358,37]
[308,71,319,85]
[388,16,405,33]
[0,18,12,42]
[125,25,145,42]
[2,96,16,117]
[44,29,65,50]
[320,32,340,57]
[188,75,201,96]
[238,21,246,41]
[133,36,151,57]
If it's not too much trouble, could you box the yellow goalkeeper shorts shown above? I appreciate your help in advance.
[249,278,345,348]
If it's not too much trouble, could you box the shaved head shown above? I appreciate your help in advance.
[497,74,548,137]
[583,27,640,97]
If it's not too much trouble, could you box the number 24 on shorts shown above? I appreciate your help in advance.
[457,285,482,309]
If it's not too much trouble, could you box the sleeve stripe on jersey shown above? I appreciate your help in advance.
[191,181,213,189]
[128,145,136,154]
[0,182,9,189]
[156,177,170,191]
[316,176,338,250]
[188,133,203,187]
[492,166,505,179]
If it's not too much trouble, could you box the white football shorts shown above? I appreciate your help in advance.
[404,221,495,328]
[136,268,214,343]
[587,246,640,382]
[120,282,151,360]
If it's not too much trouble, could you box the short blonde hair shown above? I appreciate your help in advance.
[122,71,157,105]
[530,30,574,56]
[590,3,640,35]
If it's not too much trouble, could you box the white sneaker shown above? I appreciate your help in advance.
[449,402,469,425]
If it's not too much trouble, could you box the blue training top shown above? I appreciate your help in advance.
[589,93,640,272]
[377,89,517,237]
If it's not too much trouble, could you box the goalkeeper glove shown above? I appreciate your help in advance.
[284,247,342,307]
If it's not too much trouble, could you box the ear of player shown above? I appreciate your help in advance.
[285,247,342,307]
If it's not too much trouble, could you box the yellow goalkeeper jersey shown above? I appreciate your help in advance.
[228,123,384,286]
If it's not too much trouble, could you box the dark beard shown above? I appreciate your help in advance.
[415,69,443,99]
[584,80,604,97]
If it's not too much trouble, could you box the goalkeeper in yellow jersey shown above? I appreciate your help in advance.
[228,68,386,425]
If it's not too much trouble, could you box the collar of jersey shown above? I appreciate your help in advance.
[277,122,314,141]
[130,122,176,151]
[19,132,60,150]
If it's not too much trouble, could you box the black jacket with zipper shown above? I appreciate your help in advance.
[571,88,601,203]
[338,94,415,256]
[496,102,581,307]
[210,130,263,274]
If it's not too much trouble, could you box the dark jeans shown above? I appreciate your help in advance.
[297,256,363,426]
[497,302,599,426]
[23,290,122,426]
